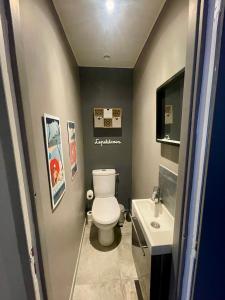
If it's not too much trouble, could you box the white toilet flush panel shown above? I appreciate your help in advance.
[92,169,116,197]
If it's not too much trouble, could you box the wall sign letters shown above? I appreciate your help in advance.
[94,138,122,146]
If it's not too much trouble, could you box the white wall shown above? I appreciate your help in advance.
[10,0,85,299]
[132,0,188,199]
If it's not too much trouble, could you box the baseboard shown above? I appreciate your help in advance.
[68,218,86,300]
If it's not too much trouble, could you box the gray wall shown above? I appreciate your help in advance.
[10,0,85,299]
[80,67,133,209]
[132,0,188,200]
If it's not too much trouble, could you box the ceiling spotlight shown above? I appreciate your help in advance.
[106,0,114,13]
[103,54,111,61]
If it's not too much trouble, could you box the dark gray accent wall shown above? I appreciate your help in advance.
[80,67,133,209]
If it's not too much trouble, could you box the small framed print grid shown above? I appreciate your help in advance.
[94,108,122,128]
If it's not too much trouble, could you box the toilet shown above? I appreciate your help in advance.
[92,169,120,246]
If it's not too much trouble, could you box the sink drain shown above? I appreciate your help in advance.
[151,221,160,229]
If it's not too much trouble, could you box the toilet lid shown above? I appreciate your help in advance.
[92,197,120,225]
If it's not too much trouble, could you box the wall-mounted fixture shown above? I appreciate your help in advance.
[156,69,185,145]
[94,108,122,128]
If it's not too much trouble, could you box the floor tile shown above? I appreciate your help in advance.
[75,227,101,284]
[97,249,121,282]
[73,283,101,300]
[74,221,139,299]
[99,280,124,300]
[121,280,139,300]
[118,234,138,280]
[121,220,132,236]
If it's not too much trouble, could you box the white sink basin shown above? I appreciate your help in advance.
[132,198,174,255]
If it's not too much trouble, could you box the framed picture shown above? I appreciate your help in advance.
[43,114,66,210]
[67,121,78,179]
[165,105,173,124]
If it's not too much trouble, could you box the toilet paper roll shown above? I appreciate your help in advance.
[86,189,94,200]
[87,211,92,223]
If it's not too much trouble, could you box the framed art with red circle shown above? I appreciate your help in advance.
[43,114,66,210]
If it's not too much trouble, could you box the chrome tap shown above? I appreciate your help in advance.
[151,186,162,204]
[152,186,162,218]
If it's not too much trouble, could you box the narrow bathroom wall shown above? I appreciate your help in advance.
[9,0,85,299]
[132,0,188,199]
[80,67,133,209]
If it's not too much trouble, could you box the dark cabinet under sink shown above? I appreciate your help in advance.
[150,254,171,300]
[131,215,171,300]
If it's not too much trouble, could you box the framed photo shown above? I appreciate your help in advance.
[43,114,66,210]
[165,105,173,124]
[67,121,78,179]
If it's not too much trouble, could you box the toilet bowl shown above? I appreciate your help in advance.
[92,196,120,246]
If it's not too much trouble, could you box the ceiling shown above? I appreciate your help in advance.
[53,0,166,68]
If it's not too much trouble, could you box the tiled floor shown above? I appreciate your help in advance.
[73,220,139,300]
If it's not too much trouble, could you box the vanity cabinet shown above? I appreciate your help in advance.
[131,215,171,300]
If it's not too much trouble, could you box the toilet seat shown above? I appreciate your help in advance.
[92,197,120,225]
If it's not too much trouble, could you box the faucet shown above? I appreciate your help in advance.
[152,186,163,218]
[152,186,162,203]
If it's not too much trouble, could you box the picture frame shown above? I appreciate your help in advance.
[67,121,78,179]
[43,114,66,210]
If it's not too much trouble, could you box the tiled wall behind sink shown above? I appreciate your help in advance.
[159,165,177,217]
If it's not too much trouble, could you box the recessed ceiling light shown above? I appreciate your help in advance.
[106,0,114,13]
[103,54,111,60]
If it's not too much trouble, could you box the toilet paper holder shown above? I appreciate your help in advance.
[86,189,94,200]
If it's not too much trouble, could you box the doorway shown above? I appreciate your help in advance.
[1,0,224,300]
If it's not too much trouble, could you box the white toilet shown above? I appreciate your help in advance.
[92,169,120,246]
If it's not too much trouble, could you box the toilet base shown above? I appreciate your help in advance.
[98,228,114,246]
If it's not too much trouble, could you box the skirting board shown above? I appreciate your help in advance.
[68,218,86,300]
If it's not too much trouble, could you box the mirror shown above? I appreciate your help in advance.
[156,69,185,145]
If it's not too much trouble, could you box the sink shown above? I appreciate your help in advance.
[132,198,174,255]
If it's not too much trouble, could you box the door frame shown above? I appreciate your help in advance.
[171,0,207,297]
[2,0,222,299]
[0,1,44,299]
[191,1,225,299]
[174,0,225,299]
